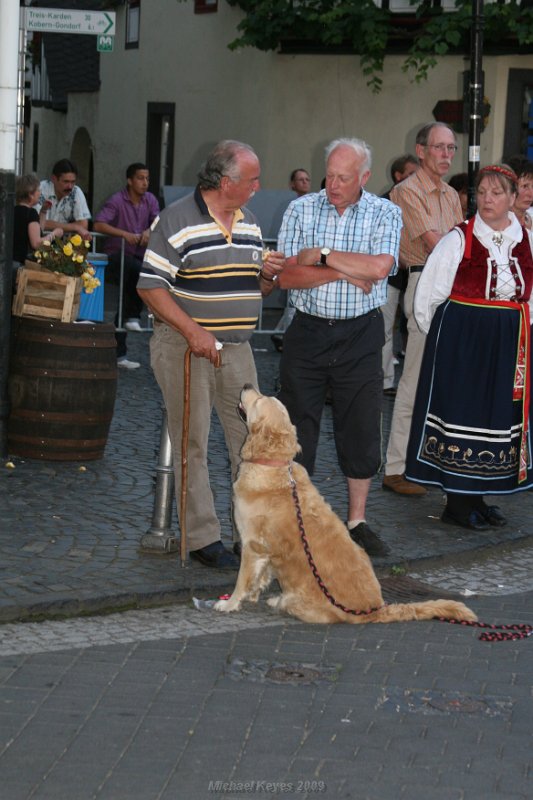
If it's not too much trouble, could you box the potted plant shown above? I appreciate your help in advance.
[13,233,101,322]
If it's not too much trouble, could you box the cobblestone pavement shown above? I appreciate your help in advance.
[409,537,533,597]
[2,315,533,623]
[0,603,296,657]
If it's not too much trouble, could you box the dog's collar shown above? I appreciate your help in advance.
[242,458,292,468]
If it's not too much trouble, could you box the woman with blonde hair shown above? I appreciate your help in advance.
[406,165,533,529]
[12,173,62,264]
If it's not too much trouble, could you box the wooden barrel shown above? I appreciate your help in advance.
[7,317,118,461]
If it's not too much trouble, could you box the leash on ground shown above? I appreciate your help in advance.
[438,617,533,642]
[180,345,222,567]
[289,465,533,641]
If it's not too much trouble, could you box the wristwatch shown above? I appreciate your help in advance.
[320,247,331,265]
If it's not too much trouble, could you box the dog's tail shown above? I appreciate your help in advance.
[373,599,477,624]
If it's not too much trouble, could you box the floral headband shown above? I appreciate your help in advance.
[479,165,518,183]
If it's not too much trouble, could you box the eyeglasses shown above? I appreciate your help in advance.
[426,144,458,154]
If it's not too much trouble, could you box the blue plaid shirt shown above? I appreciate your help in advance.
[278,189,402,319]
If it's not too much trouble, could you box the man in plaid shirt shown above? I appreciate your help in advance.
[278,137,402,558]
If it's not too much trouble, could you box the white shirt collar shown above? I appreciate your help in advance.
[474,211,523,247]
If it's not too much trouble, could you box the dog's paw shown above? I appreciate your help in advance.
[214,598,240,613]
[266,595,282,610]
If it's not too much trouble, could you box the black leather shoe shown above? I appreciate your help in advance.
[347,522,390,557]
[232,542,242,558]
[189,541,240,569]
[441,508,491,531]
[481,505,508,527]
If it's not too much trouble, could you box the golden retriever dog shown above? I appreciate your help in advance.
[215,385,477,626]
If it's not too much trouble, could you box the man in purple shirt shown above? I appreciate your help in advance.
[94,163,160,368]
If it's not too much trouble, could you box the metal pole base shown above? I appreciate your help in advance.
[140,531,180,553]
[140,409,180,555]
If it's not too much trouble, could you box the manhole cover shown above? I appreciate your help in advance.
[378,687,513,719]
[427,696,487,714]
[379,575,464,603]
[226,657,340,685]
[265,665,324,684]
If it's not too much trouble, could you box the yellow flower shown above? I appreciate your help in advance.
[84,240,90,248]
[32,233,92,278]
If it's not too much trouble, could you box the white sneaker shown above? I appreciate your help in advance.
[117,358,141,370]
[125,319,143,332]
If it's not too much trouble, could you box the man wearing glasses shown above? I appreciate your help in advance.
[383,122,463,496]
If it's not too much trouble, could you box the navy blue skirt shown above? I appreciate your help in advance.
[405,299,533,494]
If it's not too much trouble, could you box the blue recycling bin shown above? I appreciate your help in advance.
[78,252,107,322]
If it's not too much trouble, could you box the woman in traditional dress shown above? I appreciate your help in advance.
[405,165,533,530]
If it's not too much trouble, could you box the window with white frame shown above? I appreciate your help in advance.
[126,0,140,49]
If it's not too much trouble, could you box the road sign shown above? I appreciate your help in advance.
[25,8,116,36]
[97,35,114,53]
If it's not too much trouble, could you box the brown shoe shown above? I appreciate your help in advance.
[382,473,427,496]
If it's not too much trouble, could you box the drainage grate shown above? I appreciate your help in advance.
[379,575,466,603]
[266,665,325,684]
[226,657,340,685]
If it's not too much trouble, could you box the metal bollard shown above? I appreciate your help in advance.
[140,409,180,553]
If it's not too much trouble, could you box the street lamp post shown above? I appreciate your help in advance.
[467,0,485,218]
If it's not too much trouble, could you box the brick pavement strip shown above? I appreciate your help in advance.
[0,591,532,800]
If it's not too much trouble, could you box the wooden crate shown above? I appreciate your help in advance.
[12,261,82,323]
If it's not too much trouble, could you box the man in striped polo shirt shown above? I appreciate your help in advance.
[137,141,285,569]
[277,138,402,559]
[383,122,463,496]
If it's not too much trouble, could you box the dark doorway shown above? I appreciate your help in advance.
[146,102,175,205]
[503,69,533,160]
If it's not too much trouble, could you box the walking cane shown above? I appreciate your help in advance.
[179,344,222,567]
[179,347,192,567]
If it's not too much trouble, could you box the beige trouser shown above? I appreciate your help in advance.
[381,284,401,390]
[384,271,427,475]
[150,324,257,551]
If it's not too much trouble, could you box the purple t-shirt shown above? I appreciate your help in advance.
[94,188,160,260]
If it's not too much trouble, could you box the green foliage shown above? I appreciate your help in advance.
[226,0,533,92]
[390,564,407,576]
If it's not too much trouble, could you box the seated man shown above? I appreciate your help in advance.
[37,158,91,236]
[94,163,160,369]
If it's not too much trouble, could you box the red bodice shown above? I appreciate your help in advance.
[451,218,533,302]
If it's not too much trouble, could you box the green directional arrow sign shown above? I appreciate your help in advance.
[25,8,116,36]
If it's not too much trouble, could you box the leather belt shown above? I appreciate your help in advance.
[295,309,374,325]
[408,265,424,274]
